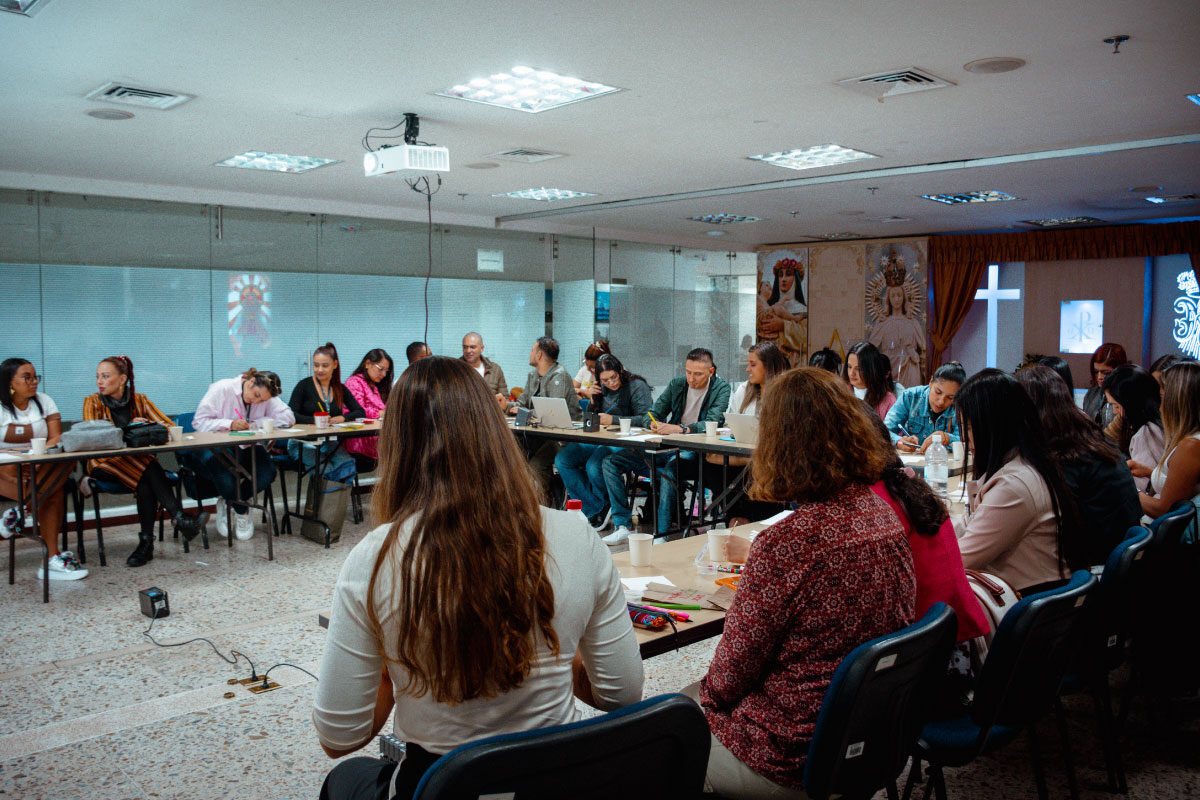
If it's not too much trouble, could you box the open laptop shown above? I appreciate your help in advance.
[724,412,759,446]
[531,396,578,430]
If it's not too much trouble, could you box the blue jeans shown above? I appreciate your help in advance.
[601,448,690,533]
[186,446,276,515]
[555,443,621,518]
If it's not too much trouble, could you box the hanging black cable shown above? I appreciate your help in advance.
[406,174,442,343]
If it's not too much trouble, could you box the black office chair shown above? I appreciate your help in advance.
[907,570,1097,800]
[1057,526,1152,793]
[805,603,958,800]
[411,693,710,800]
[1120,501,1200,728]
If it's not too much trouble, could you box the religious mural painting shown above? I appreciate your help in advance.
[755,248,809,366]
[865,242,927,387]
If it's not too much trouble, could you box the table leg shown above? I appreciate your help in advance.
[27,464,49,603]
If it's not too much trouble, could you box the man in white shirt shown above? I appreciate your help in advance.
[461,332,507,398]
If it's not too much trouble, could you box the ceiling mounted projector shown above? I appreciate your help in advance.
[363,144,450,177]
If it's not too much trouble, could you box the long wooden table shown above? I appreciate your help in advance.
[4,421,382,601]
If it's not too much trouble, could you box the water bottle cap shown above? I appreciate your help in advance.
[565,499,583,511]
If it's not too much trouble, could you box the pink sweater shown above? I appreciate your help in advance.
[343,374,384,461]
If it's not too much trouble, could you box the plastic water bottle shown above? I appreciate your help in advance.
[565,498,588,528]
[925,438,949,501]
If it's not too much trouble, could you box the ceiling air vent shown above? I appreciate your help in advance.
[837,67,954,100]
[85,82,193,110]
[486,148,565,163]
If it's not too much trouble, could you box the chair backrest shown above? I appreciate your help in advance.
[1147,500,1197,553]
[411,693,710,800]
[1089,527,1152,669]
[804,603,958,800]
[972,570,1096,732]
[176,412,196,433]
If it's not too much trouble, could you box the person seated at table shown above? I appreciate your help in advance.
[704,341,790,525]
[288,342,366,484]
[507,337,579,500]
[1102,364,1164,492]
[192,368,294,540]
[1037,355,1075,394]
[1082,342,1128,425]
[685,367,914,797]
[573,339,611,402]
[81,355,209,567]
[0,358,85,580]
[1016,365,1140,567]
[312,356,643,799]
[843,341,895,419]
[807,347,841,374]
[344,348,393,470]
[554,354,652,531]
[461,331,507,400]
[955,369,1083,593]
[600,348,731,543]
[1139,361,1200,520]
[884,361,966,453]
[404,341,431,365]
[1148,353,1192,388]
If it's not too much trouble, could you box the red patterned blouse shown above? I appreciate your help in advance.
[699,482,916,790]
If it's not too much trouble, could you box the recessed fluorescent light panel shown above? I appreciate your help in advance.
[920,190,1019,205]
[748,144,876,171]
[689,214,762,224]
[1023,216,1103,227]
[493,187,597,201]
[1188,94,1200,107]
[1,0,52,16]
[216,152,338,173]
[436,66,622,113]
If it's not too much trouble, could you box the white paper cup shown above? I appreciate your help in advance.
[619,418,632,434]
[168,426,183,442]
[260,418,275,434]
[707,530,731,562]
[313,413,330,430]
[628,533,653,566]
[951,440,965,463]
[705,421,718,437]
[30,437,47,455]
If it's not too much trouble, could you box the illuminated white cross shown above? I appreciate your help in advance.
[975,263,1021,368]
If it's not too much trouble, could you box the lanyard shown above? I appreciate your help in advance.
[311,376,332,412]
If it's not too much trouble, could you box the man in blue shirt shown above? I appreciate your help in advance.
[884,362,967,453]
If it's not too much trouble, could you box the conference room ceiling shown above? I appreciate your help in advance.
[2,0,1198,250]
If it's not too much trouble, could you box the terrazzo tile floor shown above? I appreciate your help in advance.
[2,508,1196,799]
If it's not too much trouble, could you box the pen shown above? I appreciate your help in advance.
[643,604,692,622]
[646,411,657,425]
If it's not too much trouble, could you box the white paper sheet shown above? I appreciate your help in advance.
[615,433,663,443]
[620,575,673,594]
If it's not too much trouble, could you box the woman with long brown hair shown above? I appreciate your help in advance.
[1140,361,1200,519]
[313,356,642,800]
[688,367,915,797]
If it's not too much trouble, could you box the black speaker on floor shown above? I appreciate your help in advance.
[138,586,170,619]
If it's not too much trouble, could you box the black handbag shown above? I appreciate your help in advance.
[123,421,169,447]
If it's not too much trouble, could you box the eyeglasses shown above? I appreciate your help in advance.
[17,374,41,383]
[599,374,621,387]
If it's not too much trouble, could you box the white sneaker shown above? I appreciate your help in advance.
[1,507,19,539]
[214,498,228,537]
[37,552,89,581]
[234,510,255,541]
[603,526,634,545]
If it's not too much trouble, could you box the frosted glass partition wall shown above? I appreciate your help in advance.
[0,189,753,416]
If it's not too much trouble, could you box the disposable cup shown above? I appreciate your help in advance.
[168,426,184,442]
[30,437,47,455]
[951,441,965,463]
[619,418,632,434]
[705,421,718,437]
[707,530,731,562]
[260,418,276,434]
[313,412,330,430]
[629,533,653,567]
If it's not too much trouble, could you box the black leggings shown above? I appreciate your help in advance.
[94,460,181,537]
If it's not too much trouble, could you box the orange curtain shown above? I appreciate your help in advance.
[927,221,1200,375]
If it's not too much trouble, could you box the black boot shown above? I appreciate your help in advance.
[173,509,210,543]
[126,533,154,567]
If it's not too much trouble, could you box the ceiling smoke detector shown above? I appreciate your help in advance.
[963,57,1026,74]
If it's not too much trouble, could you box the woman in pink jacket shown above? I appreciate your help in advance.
[343,349,393,467]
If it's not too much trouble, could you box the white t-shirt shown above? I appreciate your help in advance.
[682,384,707,426]
[728,381,757,416]
[474,363,486,378]
[0,392,59,439]
[574,364,594,387]
[313,506,643,781]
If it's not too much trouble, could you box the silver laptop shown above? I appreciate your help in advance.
[531,396,577,429]
[725,412,759,446]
